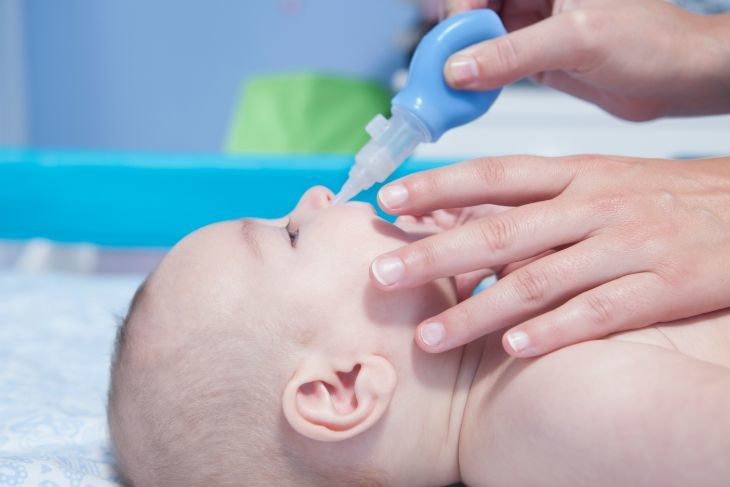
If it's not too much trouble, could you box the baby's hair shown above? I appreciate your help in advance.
[107,279,148,486]
[106,278,385,486]
[110,279,148,380]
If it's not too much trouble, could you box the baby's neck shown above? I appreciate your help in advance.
[435,336,488,481]
[448,333,513,484]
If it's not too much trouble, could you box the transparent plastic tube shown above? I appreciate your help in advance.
[332,107,430,204]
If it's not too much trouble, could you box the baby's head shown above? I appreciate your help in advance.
[108,187,464,486]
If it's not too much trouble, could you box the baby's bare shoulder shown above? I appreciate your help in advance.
[608,308,730,370]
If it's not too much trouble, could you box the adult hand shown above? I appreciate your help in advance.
[394,204,510,300]
[444,0,730,120]
[370,155,730,356]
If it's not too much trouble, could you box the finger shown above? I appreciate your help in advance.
[444,12,595,90]
[447,0,489,17]
[500,248,561,276]
[395,219,443,240]
[456,204,511,224]
[502,272,672,357]
[454,268,495,301]
[377,155,578,215]
[371,199,594,290]
[431,209,460,229]
[413,237,638,352]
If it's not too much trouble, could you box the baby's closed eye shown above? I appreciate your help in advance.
[285,219,299,246]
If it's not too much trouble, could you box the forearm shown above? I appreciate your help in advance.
[463,340,730,486]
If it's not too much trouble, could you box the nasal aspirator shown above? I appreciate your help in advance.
[333,9,507,204]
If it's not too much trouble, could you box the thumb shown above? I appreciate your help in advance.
[444,12,594,90]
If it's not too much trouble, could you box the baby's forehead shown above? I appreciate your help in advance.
[147,232,297,332]
[152,217,372,344]
[158,221,258,283]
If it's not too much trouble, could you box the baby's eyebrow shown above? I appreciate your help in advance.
[239,219,264,258]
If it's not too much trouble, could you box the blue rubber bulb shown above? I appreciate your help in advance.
[332,9,507,204]
[392,9,507,141]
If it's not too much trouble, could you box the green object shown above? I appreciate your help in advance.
[226,73,391,154]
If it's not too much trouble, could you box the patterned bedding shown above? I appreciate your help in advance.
[0,272,142,487]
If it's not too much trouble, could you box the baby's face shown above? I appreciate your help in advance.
[147,186,457,358]
[115,187,463,485]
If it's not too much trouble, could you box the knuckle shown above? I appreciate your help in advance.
[588,192,629,219]
[653,260,689,287]
[610,225,636,248]
[476,215,517,253]
[642,233,671,259]
[612,224,656,255]
[565,9,603,58]
[574,154,604,169]
[451,301,481,335]
[489,36,520,79]
[511,266,550,304]
[572,154,626,175]
[582,292,614,328]
[407,240,442,270]
[470,157,507,187]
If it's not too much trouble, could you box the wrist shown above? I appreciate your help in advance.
[693,13,730,115]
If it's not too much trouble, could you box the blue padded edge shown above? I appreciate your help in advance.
[0,148,454,247]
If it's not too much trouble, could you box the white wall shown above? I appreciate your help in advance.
[20,0,417,151]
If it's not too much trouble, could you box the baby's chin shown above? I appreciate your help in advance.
[394,217,444,242]
[434,275,459,309]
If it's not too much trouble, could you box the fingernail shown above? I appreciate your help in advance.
[420,322,445,347]
[379,184,409,210]
[371,256,405,286]
[506,330,530,353]
[448,56,479,85]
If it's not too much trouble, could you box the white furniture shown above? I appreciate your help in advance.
[416,85,730,160]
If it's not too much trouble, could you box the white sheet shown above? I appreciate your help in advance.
[0,271,143,486]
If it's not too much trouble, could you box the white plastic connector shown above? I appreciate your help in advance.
[365,114,388,138]
[333,108,430,204]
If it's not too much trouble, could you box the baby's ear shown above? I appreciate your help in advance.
[282,354,396,442]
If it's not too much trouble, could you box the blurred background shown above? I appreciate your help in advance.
[0,0,418,151]
[1,0,729,273]
[1,0,728,157]
[0,2,729,486]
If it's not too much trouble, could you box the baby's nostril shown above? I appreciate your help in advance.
[309,186,334,206]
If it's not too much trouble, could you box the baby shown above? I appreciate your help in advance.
[108,186,730,486]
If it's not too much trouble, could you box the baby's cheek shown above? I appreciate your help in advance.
[419,278,458,318]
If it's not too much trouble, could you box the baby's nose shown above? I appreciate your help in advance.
[300,186,334,210]
[289,187,335,225]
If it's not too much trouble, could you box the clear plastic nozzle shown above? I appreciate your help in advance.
[333,107,430,205]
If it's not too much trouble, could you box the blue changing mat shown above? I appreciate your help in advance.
[0,149,459,486]
[0,149,451,247]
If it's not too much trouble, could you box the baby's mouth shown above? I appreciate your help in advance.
[344,201,378,216]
